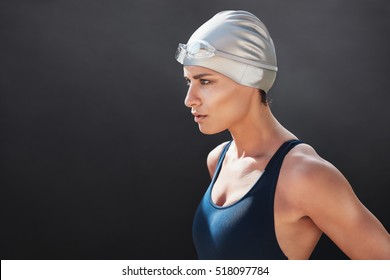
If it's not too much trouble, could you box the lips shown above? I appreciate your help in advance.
[192,112,207,123]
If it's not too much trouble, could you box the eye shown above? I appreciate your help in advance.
[200,79,211,85]
[184,78,191,86]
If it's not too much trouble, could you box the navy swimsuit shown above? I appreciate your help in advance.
[192,140,303,259]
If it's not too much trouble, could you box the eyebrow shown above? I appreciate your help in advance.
[184,73,214,80]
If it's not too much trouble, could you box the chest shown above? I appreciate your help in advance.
[211,158,265,207]
[192,163,287,259]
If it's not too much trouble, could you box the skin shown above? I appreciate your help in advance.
[183,65,390,260]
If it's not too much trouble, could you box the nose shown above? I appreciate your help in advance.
[184,84,201,108]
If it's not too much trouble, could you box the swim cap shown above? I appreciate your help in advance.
[175,10,277,92]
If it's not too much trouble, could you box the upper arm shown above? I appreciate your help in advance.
[290,154,390,259]
[206,142,229,179]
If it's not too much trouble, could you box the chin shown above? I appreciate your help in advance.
[198,125,226,135]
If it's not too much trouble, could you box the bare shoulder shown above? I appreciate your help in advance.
[280,143,390,259]
[206,141,230,178]
[280,143,354,210]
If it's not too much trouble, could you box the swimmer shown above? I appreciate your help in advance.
[175,10,390,259]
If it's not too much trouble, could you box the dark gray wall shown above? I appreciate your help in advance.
[1,0,389,259]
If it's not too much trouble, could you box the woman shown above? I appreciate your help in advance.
[175,10,390,259]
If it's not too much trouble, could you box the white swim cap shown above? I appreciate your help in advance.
[175,10,278,92]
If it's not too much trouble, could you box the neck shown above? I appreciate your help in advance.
[228,105,297,158]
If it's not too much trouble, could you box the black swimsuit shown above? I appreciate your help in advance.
[192,139,303,259]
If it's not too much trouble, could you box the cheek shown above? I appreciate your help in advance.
[214,91,250,119]
[200,84,253,132]
[206,94,247,130]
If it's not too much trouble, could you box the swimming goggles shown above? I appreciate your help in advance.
[175,40,278,71]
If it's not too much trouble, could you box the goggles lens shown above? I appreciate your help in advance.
[175,39,278,72]
[175,40,216,63]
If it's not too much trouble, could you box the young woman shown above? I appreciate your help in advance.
[175,10,390,259]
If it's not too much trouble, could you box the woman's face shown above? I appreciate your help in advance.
[183,65,258,134]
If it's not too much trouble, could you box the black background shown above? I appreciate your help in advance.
[1,0,389,260]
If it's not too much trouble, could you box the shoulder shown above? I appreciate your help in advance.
[280,143,390,259]
[282,143,346,186]
[206,141,230,178]
[283,143,339,179]
[280,143,356,215]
